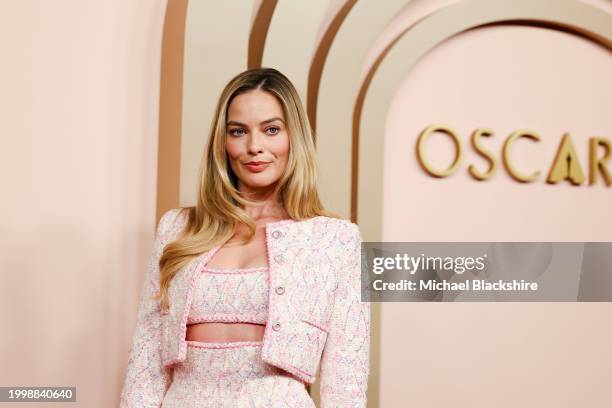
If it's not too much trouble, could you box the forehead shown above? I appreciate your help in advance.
[227,89,284,122]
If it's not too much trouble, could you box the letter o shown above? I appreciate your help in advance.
[416,124,463,178]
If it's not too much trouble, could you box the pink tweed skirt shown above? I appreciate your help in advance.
[161,340,315,408]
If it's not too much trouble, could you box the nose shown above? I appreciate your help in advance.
[247,129,264,154]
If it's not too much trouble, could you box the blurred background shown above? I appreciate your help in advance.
[1,0,611,407]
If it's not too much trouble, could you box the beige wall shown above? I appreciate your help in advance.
[0,1,167,406]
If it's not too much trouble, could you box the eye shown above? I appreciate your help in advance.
[266,126,280,135]
[229,128,245,136]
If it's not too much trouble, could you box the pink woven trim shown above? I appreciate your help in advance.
[177,245,222,363]
[287,363,314,381]
[186,340,263,349]
[201,265,268,274]
[261,353,314,385]
[262,223,275,356]
[300,318,330,334]
[187,314,267,324]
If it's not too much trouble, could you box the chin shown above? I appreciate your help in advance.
[242,177,279,189]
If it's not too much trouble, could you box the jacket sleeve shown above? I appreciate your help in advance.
[119,209,178,407]
[319,222,370,408]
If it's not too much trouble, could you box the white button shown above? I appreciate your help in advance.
[272,322,281,331]
[275,286,284,295]
[274,254,284,263]
[272,230,282,239]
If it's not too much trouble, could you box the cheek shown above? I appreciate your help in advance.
[225,139,242,159]
[275,134,290,159]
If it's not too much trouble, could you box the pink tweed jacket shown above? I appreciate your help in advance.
[119,208,370,407]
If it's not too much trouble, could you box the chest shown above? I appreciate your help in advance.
[165,219,346,328]
[207,227,269,269]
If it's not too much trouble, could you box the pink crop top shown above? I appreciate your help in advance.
[187,264,269,325]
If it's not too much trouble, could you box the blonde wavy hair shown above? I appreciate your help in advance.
[154,67,341,311]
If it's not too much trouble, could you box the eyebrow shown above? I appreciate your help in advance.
[226,117,285,127]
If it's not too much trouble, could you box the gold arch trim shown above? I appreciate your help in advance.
[306,0,357,137]
[248,0,278,69]
[157,0,189,221]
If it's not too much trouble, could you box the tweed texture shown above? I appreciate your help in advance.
[161,340,315,408]
[187,265,269,324]
[119,208,370,407]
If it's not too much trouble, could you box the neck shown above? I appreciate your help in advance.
[238,183,289,221]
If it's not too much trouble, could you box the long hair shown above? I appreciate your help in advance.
[154,67,341,311]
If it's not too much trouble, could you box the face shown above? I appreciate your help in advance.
[225,89,290,195]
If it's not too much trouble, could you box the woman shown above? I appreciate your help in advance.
[119,68,369,407]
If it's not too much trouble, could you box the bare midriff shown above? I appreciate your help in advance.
[186,322,265,342]
[185,218,281,343]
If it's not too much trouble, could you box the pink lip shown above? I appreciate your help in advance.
[244,162,270,172]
